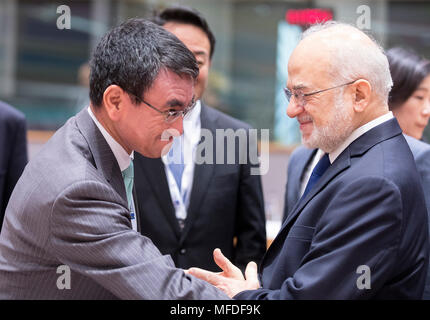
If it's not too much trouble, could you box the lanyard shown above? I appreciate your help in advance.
[163,101,201,221]
[165,162,193,220]
[164,138,198,221]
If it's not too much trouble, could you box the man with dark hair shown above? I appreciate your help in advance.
[0,18,228,299]
[134,6,266,272]
[0,101,28,231]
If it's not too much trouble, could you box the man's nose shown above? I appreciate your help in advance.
[286,98,303,119]
[171,116,184,136]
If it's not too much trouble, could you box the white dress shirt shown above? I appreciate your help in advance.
[300,111,394,196]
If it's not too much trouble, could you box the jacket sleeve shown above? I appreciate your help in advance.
[235,176,425,300]
[49,180,229,300]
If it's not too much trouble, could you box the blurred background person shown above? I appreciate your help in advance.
[133,6,267,272]
[387,47,430,141]
[74,62,91,113]
[387,47,430,299]
[0,100,28,232]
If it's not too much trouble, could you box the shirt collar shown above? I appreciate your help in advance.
[87,106,133,172]
[329,111,394,163]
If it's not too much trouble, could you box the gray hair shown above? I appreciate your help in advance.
[302,21,393,103]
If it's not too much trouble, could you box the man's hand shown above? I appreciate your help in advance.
[187,248,260,298]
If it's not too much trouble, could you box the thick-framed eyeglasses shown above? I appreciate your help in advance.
[284,80,358,108]
[126,90,196,124]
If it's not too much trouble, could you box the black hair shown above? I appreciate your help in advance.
[152,5,216,60]
[89,18,199,108]
[387,47,430,110]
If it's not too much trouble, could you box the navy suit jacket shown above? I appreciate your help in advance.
[236,118,429,299]
[0,101,28,230]
[133,104,267,272]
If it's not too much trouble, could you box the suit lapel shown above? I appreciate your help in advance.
[135,154,181,238]
[269,118,403,255]
[287,148,316,219]
[75,109,127,204]
[180,104,217,243]
[282,151,350,233]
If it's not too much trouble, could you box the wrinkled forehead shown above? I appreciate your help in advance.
[287,40,333,90]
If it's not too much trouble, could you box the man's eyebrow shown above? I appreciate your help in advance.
[193,51,208,57]
[165,99,185,108]
[292,84,308,91]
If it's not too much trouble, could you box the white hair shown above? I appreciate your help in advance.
[302,21,393,103]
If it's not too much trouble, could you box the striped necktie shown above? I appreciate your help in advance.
[121,160,134,211]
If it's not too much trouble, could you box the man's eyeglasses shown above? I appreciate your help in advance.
[126,90,196,124]
[284,80,358,108]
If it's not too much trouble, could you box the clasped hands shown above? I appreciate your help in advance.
[186,248,260,298]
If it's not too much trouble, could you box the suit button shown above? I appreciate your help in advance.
[180,248,186,255]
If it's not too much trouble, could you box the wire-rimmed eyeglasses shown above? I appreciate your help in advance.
[126,90,196,124]
[284,80,358,108]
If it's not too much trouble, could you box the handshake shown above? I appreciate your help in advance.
[186,248,261,298]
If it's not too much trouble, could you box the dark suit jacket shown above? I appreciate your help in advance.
[0,101,27,230]
[236,118,429,299]
[134,103,266,272]
[282,134,430,299]
[282,146,315,222]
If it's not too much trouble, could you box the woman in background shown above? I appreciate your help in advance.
[387,47,430,300]
[387,47,430,140]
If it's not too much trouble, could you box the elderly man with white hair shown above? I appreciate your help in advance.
[188,21,429,299]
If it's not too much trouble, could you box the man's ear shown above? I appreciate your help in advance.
[352,79,372,113]
[102,85,125,121]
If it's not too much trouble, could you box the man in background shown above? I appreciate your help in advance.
[134,6,267,272]
[0,100,27,232]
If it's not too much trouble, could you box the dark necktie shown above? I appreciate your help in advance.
[301,153,331,200]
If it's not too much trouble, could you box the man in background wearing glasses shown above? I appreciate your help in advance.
[0,18,228,299]
[188,21,429,299]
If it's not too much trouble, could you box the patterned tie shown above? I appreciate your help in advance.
[301,153,331,200]
[121,160,134,211]
[168,137,185,191]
